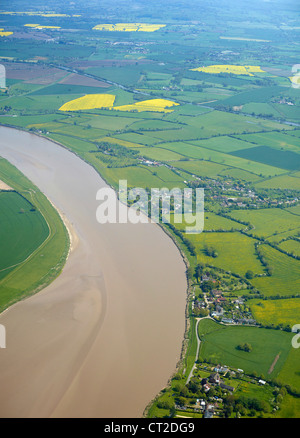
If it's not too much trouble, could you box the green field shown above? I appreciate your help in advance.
[251,245,300,297]
[198,319,293,379]
[0,191,49,280]
[189,232,265,276]
[249,298,300,327]
[0,158,69,312]
[254,175,300,190]
[230,146,300,171]
[234,131,300,154]
[278,239,300,256]
[228,208,300,239]
[277,348,300,393]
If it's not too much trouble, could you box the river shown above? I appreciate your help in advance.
[0,126,187,418]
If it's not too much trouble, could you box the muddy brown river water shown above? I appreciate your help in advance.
[0,126,187,418]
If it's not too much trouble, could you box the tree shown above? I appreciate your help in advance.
[245,270,254,279]
[195,263,205,280]
[237,343,252,352]
[169,405,176,418]
[201,280,214,293]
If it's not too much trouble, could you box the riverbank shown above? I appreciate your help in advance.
[0,155,70,314]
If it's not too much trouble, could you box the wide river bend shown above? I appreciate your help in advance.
[0,126,187,418]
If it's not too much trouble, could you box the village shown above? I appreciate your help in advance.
[172,361,274,418]
[139,157,300,211]
[191,270,258,325]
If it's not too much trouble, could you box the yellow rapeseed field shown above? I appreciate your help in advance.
[93,23,165,32]
[113,98,179,113]
[24,24,61,29]
[289,75,300,86]
[0,28,13,36]
[59,94,116,112]
[191,64,265,76]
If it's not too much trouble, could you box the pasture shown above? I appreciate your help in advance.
[0,191,49,280]
[188,231,265,276]
[251,245,300,297]
[229,208,300,239]
[198,319,293,379]
[249,298,300,327]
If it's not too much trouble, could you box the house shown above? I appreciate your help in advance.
[203,383,211,393]
[209,372,221,385]
[236,318,257,325]
[196,399,206,410]
[215,296,227,303]
[259,379,266,385]
[204,404,215,418]
[220,382,235,392]
[211,306,224,317]
[211,289,222,297]
[214,364,228,374]
[222,317,234,324]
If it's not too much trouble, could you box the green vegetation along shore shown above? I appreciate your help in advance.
[0,157,70,312]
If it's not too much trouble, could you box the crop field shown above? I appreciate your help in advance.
[113,132,160,146]
[30,83,111,95]
[239,102,283,118]
[173,211,245,232]
[0,191,49,280]
[59,94,116,111]
[217,167,262,182]
[198,319,293,379]
[156,141,286,176]
[79,115,141,131]
[249,298,300,327]
[228,208,300,239]
[277,348,300,393]
[47,123,109,140]
[113,98,179,113]
[188,136,260,153]
[234,131,300,154]
[230,146,300,171]
[172,159,228,178]
[96,136,146,149]
[92,23,166,32]
[137,147,184,161]
[211,86,289,108]
[102,165,180,189]
[278,239,300,257]
[24,24,61,29]
[191,64,265,76]
[251,246,300,297]
[0,29,13,37]
[254,175,300,190]
[188,232,265,276]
